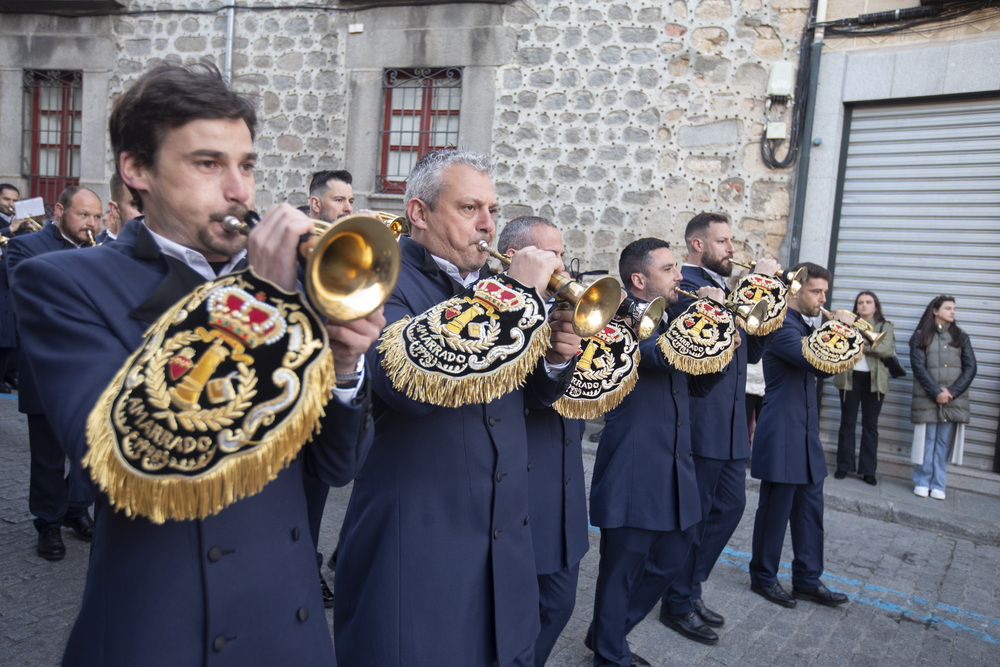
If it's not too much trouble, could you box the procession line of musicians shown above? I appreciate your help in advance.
[8,63,848,667]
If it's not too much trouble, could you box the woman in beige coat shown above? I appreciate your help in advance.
[833,291,895,485]
[909,296,977,500]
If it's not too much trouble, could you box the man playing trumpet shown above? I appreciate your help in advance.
[12,62,384,664]
[334,149,580,666]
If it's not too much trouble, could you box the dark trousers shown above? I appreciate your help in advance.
[28,413,92,532]
[749,480,824,590]
[836,372,884,476]
[303,470,330,570]
[534,561,580,667]
[591,526,694,667]
[662,456,747,614]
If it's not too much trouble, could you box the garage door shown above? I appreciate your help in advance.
[820,95,1000,473]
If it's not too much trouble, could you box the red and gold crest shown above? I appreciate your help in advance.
[730,273,787,335]
[802,319,865,373]
[553,318,639,419]
[85,270,334,524]
[379,274,549,407]
[657,298,736,375]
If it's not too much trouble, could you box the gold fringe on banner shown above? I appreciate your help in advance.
[553,363,637,420]
[83,273,336,524]
[657,334,735,375]
[379,317,552,408]
[751,301,787,336]
[801,338,861,375]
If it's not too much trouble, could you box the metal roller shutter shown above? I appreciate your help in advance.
[820,95,1000,475]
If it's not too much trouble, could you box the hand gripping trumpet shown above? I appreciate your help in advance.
[616,295,666,340]
[675,286,768,334]
[220,210,401,322]
[476,240,621,338]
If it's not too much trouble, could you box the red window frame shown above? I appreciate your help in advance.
[377,68,462,194]
[23,70,82,211]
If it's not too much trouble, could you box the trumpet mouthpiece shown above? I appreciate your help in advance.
[476,240,490,252]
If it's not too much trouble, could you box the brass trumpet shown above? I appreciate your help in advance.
[371,211,410,239]
[820,308,886,348]
[85,229,99,246]
[221,211,401,323]
[617,295,666,340]
[477,241,621,338]
[730,259,807,296]
[675,286,769,334]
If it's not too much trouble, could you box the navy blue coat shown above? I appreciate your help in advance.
[750,309,832,485]
[3,223,76,381]
[12,220,369,666]
[670,266,770,460]
[590,315,724,533]
[525,409,588,575]
[335,236,571,667]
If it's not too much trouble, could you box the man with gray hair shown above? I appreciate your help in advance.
[334,150,580,666]
[498,215,589,667]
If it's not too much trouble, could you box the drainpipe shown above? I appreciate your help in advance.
[224,5,236,83]
[787,0,825,266]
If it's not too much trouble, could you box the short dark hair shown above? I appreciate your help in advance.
[0,183,19,197]
[791,261,831,285]
[498,216,557,254]
[109,62,257,211]
[619,237,671,288]
[309,170,353,197]
[57,185,98,211]
[109,172,131,208]
[684,212,729,248]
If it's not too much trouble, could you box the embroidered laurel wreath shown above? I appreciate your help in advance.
[379,274,550,407]
[802,319,865,374]
[553,318,639,420]
[657,299,736,375]
[85,270,334,524]
[730,273,787,335]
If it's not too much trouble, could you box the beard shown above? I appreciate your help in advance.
[702,252,732,277]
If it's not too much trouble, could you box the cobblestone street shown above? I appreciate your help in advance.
[2,396,998,665]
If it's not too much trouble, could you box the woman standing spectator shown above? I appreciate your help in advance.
[833,291,895,485]
[909,296,977,500]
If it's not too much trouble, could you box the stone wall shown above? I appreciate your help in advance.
[83,0,809,272]
[109,0,351,210]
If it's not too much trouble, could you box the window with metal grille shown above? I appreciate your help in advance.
[23,70,82,212]
[377,67,461,194]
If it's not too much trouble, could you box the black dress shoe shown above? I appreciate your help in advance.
[750,581,797,608]
[64,514,94,541]
[863,475,877,486]
[37,528,66,561]
[793,583,848,607]
[659,610,718,645]
[692,597,724,627]
[833,470,847,479]
[319,575,334,608]
[584,634,649,665]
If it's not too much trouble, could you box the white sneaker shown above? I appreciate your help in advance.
[914,486,929,498]
[930,489,946,500]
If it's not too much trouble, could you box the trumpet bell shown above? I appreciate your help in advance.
[785,266,808,296]
[305,213,401,323]
[559,275,623,339]
[735,298,769,335]
[619,295,666,340]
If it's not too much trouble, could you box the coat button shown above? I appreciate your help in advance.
[527,462,532,472]
[297,606,310,622]
[488,416,496,426]
[207,547,223,563]
[524,515,530,525]
[213,635,227,652]
[292,527,301,541]
[493,529,502,539]
[564,438,571,447]
[496,471,505,482]
[524,409,530,417]
[564,476,571,486]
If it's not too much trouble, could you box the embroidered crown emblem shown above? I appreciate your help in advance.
[475,280,524,310]
[206,286,286,348]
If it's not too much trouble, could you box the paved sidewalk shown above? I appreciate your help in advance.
[2,396,999,665]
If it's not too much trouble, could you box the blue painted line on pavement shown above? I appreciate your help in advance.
[0,392,17,400]
[585,528,999,644]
